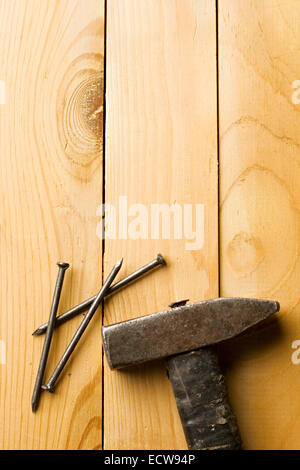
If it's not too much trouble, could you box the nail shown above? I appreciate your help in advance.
[32,254,166,336]
[31,262,69,412]
[42,258,123,392]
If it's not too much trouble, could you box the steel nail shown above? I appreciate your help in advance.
[32,254,166,336]
[31,262,69,412]
[41,258,123,393]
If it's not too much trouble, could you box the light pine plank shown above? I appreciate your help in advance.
[104,0,218,449]
[0,0,104,449]
[219,0,300,450]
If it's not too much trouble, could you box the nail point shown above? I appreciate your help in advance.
[31,400,38,412]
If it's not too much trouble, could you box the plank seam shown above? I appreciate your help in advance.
[216,0,221,298]
[101,0,108,451]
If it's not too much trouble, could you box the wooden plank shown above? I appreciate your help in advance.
[219,0,300,450]
[104,0,218,449]
[0,0,104,449]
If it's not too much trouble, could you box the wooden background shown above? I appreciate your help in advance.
[0,0,299,450]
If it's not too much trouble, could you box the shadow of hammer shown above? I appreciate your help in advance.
[102,297,280,450]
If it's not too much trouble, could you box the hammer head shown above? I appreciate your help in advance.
[102,297,280,369]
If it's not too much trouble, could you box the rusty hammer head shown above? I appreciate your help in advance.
[102,297,280,369]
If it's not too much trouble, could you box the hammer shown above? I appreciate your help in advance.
[102,297,279,450]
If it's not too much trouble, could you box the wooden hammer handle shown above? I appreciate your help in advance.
[166,347,242,450]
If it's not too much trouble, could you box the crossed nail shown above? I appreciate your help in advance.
[31,254,166,412]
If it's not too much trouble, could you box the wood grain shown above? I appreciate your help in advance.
[104,0,218,449]
[0,0,104,449]
[219,0,300,450]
